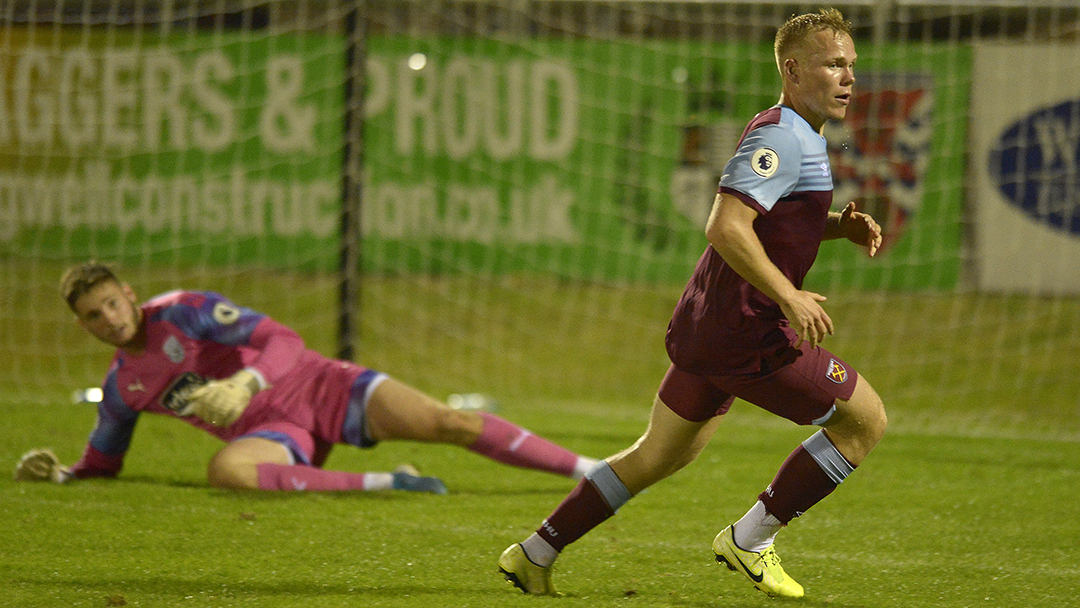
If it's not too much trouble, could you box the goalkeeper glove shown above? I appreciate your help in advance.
[188,369,263,427]
[13,448,72,483]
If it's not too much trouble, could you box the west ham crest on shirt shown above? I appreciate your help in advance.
[826,358,848,384]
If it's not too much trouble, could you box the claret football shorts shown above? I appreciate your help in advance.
[658,341,858,426]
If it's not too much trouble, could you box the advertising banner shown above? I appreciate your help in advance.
[971,43,1080,294]
[0,29,344,269]
[1,30,968,287]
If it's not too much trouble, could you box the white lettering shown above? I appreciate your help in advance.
[446,185,498,242]
[483,59,524,160]
[441,57,479,160]
[529,60,577,159]
[101,50,139,149]
[0,46,254,153]
[364,57,391,116]
[59,51,99,148]
[142,51,188,151]
[1034,115,1079,169]
[0,165,338,242]
[361,177,578,244]
[396,56,438,155]
[509,175,577,243]
[383,55,578,161]
[14,49,53,145]
[260,55,315,153]
[191,51,236,152]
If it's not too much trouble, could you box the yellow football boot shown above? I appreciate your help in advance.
[498,544,560,596]
[713,525,804,598]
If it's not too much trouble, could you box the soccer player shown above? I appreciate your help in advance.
[498,8,886,598]
[13,262,597,493]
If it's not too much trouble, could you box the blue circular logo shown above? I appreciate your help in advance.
[990,100,1080,236]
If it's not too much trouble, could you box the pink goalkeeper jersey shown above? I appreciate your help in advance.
[70,290,366,478]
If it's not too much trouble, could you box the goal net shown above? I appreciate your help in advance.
[3,1,1078,439]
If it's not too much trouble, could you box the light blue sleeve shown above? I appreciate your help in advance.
[718,123,803,212]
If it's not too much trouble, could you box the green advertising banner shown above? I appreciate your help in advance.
[361,38,969,288]
[0,29,344,269]
[0,30,968,288]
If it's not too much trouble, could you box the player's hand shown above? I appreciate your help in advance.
[13,448,72,483]
[188,370,262,427]
[779,289,833,349]
[839,201,882,257]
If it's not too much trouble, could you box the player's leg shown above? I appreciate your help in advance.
[607,393,724,494]
[500,366,728,595]
[714,348,886,598]
[207,436,291,489]
[747,372,886,531]
[207,427,445,493]
[822,374,887,466]
[364,377,596,479]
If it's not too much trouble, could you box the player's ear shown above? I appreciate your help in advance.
[784,58,799,82]
[121,282,137,303]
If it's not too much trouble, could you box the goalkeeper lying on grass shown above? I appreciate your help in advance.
[14,261,596,493]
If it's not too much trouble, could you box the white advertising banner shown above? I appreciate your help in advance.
[971,43,1080,294]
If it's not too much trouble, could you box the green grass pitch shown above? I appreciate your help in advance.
[2,396,1078,607]
[2,264,1079,606]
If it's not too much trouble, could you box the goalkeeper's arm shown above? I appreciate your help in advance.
[187,368,265,427]
[13,449,73,483]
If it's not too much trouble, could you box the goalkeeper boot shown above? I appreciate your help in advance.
[498,544,559,596]
[391,464,448,495]
[713,524,804,598]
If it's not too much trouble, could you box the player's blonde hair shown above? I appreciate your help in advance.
[60,261,121,310]
[774,7,852,67]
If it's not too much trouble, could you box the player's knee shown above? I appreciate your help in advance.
[432,407,484,445]
[861,388,888,443]
[206,451,258,490]
[620,440,697,488]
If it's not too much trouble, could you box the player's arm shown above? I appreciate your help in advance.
[69,376,138,479]
[185,294,305,426]
[823,201,882,256]
[241,317,305,386]
[13,449,72,483]
[705,192,834,348]
[17,376,137,483]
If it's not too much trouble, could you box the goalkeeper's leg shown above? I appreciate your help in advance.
[364,378,597,479]
[207,437,444,493]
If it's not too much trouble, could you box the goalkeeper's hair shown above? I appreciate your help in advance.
[60,261,121,310]
[774,7,852,66]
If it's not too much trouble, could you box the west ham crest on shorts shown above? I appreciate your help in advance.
[826,359,848,384]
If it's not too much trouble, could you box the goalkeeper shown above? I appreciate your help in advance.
[14,262,596,493]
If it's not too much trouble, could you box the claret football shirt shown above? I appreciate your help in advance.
[666,105,835,375]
